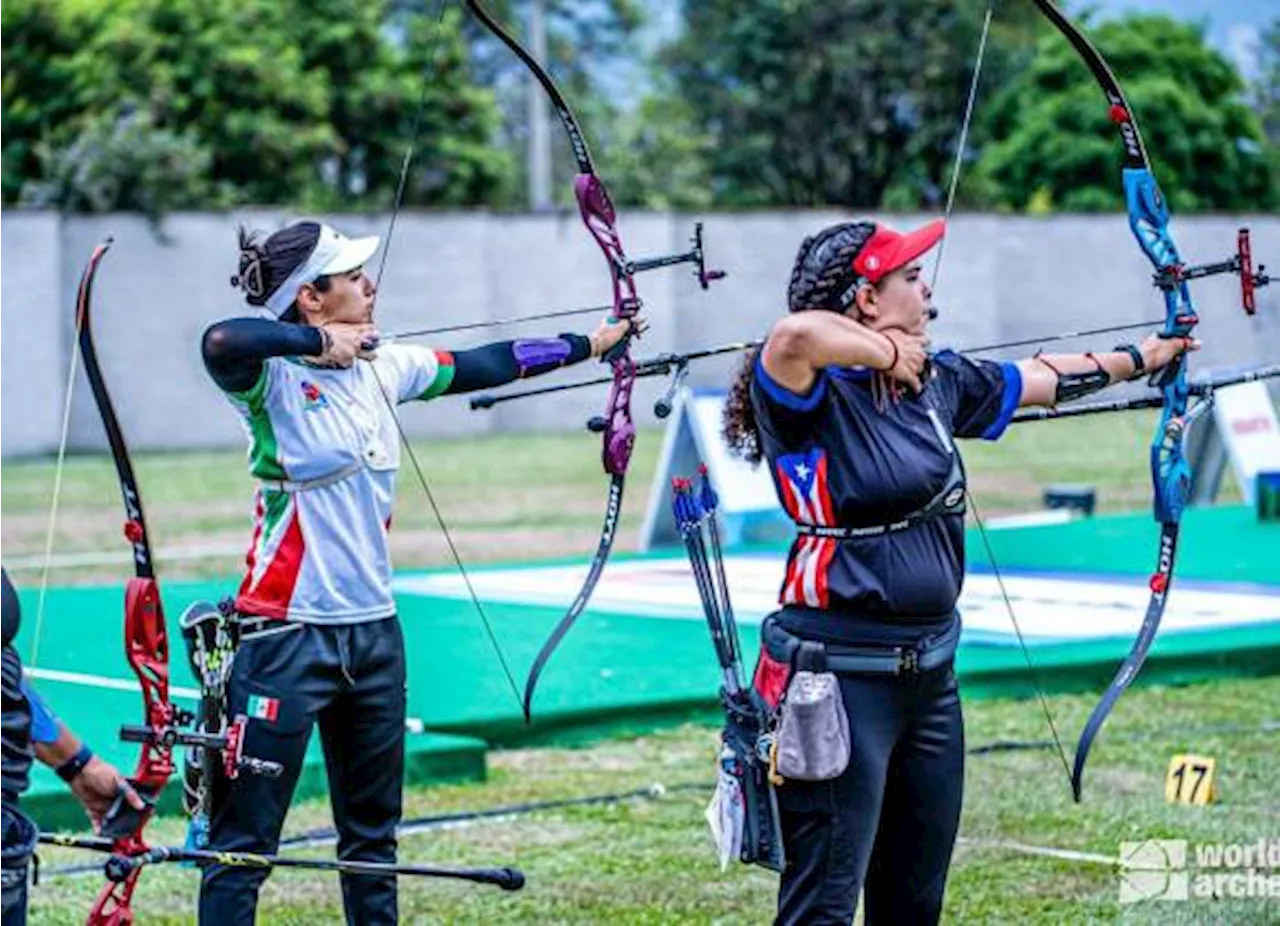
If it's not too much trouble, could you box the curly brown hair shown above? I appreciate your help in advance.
[722,222,879,465]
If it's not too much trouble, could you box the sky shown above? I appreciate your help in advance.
[1098,0,1274,79]
[630,0,1274,83]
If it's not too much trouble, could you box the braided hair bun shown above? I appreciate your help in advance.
[723,222,880,464]
[787,222,876,313]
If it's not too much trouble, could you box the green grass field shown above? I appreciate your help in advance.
[6,412,1276,924]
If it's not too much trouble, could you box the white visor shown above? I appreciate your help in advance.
[264,223,380,316]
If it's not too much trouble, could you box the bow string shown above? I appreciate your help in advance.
[462,0,724,721]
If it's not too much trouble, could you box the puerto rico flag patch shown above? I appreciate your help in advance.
[247,695,280,723]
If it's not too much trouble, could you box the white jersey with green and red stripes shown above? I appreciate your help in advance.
[223,344,455,623]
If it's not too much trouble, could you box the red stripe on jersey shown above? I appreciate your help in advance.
[813,455,836,526]
[776,461,804,521]
[235,510,306,619]
[241,494,265,577]
[780,537,809,605]
[813,537,836,608]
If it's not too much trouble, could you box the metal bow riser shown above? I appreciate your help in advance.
[463,0,723,721]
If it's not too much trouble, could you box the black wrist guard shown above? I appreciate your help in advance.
[1115,343,1144,380]
[56,744,94,782]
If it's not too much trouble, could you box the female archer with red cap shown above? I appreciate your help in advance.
[723,219,1192,925]
[198,219,632,924]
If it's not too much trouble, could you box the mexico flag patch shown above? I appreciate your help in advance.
[247,695,280,723]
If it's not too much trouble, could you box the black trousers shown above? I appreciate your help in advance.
[200,617,407,926]
[775,664,964,926]
[0,886,22,926]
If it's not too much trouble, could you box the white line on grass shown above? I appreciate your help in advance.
[958,837,1118,866]
[24,666,201,701]
[5,542,246,571]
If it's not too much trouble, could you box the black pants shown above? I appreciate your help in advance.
[775,664,964,926]
[0,886,22,926]
[200,617,407,926]
[1,802,35,926]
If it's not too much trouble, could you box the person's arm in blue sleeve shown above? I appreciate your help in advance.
[22,677,60,744]
[20,679,144,831]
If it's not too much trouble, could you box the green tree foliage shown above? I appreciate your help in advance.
[1257,19,1280,199]
[93,0,334,208]
[1,1,81,204]
[463,0,644,208]
[1255,19,1279,146]
[976,14,1277,213]
[651,0,1040,209]
[293,2,512,210]
[606,93,715,210]
[1,0,510,214]
[20,108,214,223]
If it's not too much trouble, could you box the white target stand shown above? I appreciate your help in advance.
[639,387,792,551]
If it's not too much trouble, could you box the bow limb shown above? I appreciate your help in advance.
[68,239,175,924]
[464,0,642,721]
[373,2,720,722]
[1029,0,1197,801]
[43,242,281,920]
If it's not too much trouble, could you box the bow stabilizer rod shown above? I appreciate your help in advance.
[37,833,525,891]
[468,341,760,417]
[1011,363,1280,424]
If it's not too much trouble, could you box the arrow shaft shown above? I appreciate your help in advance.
[389,302,616,340]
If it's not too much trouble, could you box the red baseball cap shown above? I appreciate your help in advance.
[852,219,946,285]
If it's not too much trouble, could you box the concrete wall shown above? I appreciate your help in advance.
[2,209,1277,457]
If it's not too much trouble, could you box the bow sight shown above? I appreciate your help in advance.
[617,221,726,291]
[587,221,725,433]
[1153,227,1271,315]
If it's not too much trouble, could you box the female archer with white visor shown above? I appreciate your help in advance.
[199,219,633,925]
[722,219,1194,925]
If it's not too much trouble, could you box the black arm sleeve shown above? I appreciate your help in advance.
[445,333,593,395]
[202,318,325,394]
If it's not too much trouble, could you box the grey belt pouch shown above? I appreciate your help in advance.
[775,670,850,781]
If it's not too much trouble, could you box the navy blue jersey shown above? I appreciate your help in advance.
[750,349,1021,638]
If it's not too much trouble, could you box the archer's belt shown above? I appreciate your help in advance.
[794,492,966,540]
[762,614,960,676]
[258,460,364,494]
[796,453,967,540]
[797,521,918,539]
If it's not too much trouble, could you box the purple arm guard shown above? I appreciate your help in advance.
[513,336,588,377]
